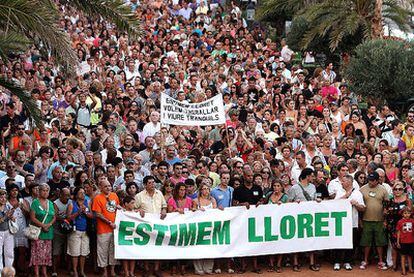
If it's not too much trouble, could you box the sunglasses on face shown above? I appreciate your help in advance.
[394,188,404,192]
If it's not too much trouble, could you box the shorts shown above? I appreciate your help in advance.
[52,232,67,256]
[67,231,90,257]
[399,243,414,255]
[97,233,117,268]
[360,221,387,247]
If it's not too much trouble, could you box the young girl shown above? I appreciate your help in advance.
[396,207,414,275]
[122,196,136,277]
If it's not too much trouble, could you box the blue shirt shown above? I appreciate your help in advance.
[211,185,234,208]
[47,161,76,179]
[71,199,89,232]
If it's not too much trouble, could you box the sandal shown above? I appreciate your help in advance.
[293,265,300,272]
[275,266,282,273]
[267,265,274,272]
[309,264,320,271]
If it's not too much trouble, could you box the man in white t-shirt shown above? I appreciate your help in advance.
[0,161,25,189]
[328,163,359,199]
[332,174,365,270]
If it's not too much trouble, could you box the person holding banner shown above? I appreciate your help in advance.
[167,183,192,275]
[287,168,320,272]
[210,171,235,274]
[91,180,120,277]
[332,174,366,271]
[192,182,217,275]
[232,167,263,274]
[266,179,289,273]
[134,176,167,277]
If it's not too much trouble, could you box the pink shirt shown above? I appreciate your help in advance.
[167,197,193,211]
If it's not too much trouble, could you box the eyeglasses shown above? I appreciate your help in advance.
[262,171,270,174]
[236,166,243,169]
[182,171,189,174]
[393,188,404,192]
[196,166,203,169]
[18,128,25,130]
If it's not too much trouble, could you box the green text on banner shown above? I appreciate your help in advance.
[114,200,353,260]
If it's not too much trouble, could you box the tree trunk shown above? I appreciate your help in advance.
[371,0,383,39]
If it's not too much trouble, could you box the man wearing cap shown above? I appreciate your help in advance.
[359,171,389,270]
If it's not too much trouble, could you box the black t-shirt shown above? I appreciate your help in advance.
[233,184,263,205]
[316,184,330,200]
[210,141,225,155]
[47,179,70,198]
[307,109,323,119]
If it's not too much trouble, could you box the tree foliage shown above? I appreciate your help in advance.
[259,0,413,52]
[344,39,414,102]
[0,0,141,127]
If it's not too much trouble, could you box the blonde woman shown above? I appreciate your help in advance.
[192,183,217,275]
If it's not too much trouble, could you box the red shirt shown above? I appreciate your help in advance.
[397,218,414,244]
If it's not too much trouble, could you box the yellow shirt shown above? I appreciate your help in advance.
[402,133,414,150]
[134,189,167,213]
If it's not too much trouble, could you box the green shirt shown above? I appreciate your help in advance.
[31,199,55,240]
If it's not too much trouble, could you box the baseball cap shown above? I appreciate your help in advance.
[125,158,136,165]
[367,172,379,181]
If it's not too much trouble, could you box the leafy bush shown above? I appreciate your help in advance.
[344,39,414,102]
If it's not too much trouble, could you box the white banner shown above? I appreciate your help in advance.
[160,93,226,126]
[114,200,352,260]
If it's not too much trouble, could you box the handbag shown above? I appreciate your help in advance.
[8,220,19,234]
[59,219,73,234]
[24,201,49,240]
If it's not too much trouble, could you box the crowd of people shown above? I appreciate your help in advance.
[0,0,414,276]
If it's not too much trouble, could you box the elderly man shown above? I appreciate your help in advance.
[135,176,167,277]
[92,180,120,277]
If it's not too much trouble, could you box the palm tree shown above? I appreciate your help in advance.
[0,0,141,127]
[259,0,413,51]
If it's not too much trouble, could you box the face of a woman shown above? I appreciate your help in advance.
[351,114,359,122]
[393,185,404,196]
[40,187,49,199]
[0,193,6,204]
[373,154,382,163]
[273,183,282,193]
[178,186,186,198]
[77,188,85,200]
[357,174,366,185]
[200,185,210,197]
[164,183,173,193]
[128,185,137,196]
[10,188,18,198]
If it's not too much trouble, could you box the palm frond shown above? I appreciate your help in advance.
[0,31,30,62]
[63,0,142,39]
[0,0,78,73]
[0,77,42,128]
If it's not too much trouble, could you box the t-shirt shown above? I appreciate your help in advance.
[91,192,119,235]
[397,218,414,244]
[211,186,234,208]
[288,183,316,202]
[360,184,389,222]
[31,198,55,240]
[47,179,70,198]
[233,184,263,205]
[335,189,365,228]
